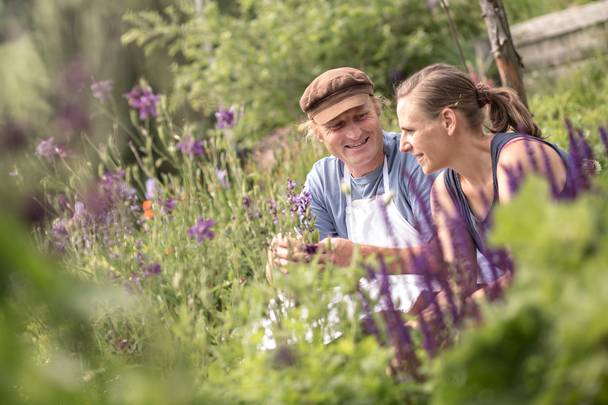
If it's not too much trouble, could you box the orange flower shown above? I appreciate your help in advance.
[143,200,155,219]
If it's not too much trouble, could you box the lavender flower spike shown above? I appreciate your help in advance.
[188,217,215,243]
[215,106,237,129]
[35,137,67,162]
[177,134,205,157]
[124,84,160,120]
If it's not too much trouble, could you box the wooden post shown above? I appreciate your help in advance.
[479,0,528,107]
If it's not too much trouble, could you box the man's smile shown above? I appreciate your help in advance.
[345,136,370,149]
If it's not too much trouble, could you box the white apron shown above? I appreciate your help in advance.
[344,157,428,312]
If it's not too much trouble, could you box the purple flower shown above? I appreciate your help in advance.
[144,263,162,276]
[35,137,67,162]
[51,218,70,252]
[242,195,252,209]
[163,198,177,214]
[177,134,205,156]
[188,217,215,243]
[599,127,608,156]
[215,106,237,129]
[91,80,113,102]
[268,198,279,225]
[216,169,230,188]
[124,84,160,120]
[287,178,297,192]
[145,178,157,200]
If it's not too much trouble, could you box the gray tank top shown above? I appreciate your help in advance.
[443,132,570,250]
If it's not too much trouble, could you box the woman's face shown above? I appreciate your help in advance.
[396,96,451,174]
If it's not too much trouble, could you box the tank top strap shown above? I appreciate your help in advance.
[443,168,485,250]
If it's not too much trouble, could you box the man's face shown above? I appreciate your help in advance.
[315,97,384,177]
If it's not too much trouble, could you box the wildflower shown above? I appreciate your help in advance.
[51,218,70,252]
[287,178,297,192]
[142,200,154,219]
[145,178,157,200]
[124,84,160,120]
[90,80,113,102]
[163,198,177,214]
[216,169,230,188]
[144,263,162,276]
[35,137,66,162]
[188,217,215,243]
[215,106,237,129]
[599,127,608,155]
[177,134,205,156]
[268,198,279,225]
[242,195,252,209]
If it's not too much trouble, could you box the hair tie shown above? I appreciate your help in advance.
[475,82,491,107]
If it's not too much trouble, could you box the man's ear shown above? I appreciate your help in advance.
[441,107,457,136]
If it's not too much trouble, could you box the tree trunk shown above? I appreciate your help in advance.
[479,0,528,107]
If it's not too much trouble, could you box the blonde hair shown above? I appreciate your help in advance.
[395,64,541,137]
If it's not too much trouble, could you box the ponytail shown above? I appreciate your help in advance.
[480,85,542,138]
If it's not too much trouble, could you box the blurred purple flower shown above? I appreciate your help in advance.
[287,178,297,192]
[51,218,70,252]
[177,134,205,156]
[188,217,215,243]
[55,103,89,134]
[145,178,157,200]
[35,137,67,162]
[242,195,252,209]
[599,127,608,156]
[144,263,162,276]
[268,198,279,225]
[91,80,113,102]
[163,198,177,214]
[215,106,237,129]
[124,84,160,120]
[216,169,230,188]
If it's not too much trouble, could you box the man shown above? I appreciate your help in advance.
[268,67,437,312]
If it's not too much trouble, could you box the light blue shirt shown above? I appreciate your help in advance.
[304,132,436,242]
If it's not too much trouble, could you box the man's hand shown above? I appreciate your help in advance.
[265,233,311,282]
[318,237,354,267]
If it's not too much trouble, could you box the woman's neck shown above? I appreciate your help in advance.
[448,131,494,188]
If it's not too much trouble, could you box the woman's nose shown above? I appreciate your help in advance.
[400,137,412,153]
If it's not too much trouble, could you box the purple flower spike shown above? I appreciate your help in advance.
[177,134,205,157]
[144,263,162,276]
[522,138,539,172]
[188,217,215,243]
[216,169,230,188]
[287,178,297,192]
[163,198,177,214]
[215,106,237,129]
[91,80,113,102]
[124,84,160,120]
[145,178,157,200]
[599,127,608,156]
[35,137,67,162]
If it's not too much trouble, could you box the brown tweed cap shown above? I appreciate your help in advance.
[299,67,374,124]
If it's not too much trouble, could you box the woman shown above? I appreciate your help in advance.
[395,63,570,271]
